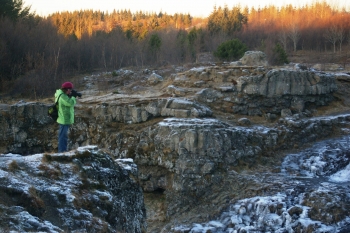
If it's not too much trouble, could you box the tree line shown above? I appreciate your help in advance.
[49,10,193,39]
[1,0,350,99]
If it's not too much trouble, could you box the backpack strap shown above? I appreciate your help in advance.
[56,93,63,104]
[55,94,63,119]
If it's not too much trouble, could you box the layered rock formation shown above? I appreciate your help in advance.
[0,78,338,156]
[0,62,350,232]
[174,67,337,115]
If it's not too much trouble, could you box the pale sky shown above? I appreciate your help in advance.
[25,0,350,17]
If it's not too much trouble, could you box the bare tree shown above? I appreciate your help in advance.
[288,23,301,52]
[278,29,288,51]
[54,47,60,82]
[337,26,345,53]
[324,25,339,53]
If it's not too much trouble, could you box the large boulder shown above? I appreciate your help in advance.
[147,73,164,85]
[0,146,146,232]
[237,51,269,66]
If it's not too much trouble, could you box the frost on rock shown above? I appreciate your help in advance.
[0,146,146,233]
[170,134,350,233]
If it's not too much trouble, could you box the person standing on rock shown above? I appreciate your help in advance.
[55,82,78,152]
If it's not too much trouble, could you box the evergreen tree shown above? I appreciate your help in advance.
[207,5,247,36]
[187,27,197,60]
[214,39,247,61]
[149,33,162,62]
[0,0,32,21]
[176,30,187,62]
[273,43,289,65]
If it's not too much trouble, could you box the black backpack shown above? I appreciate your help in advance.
[48,94,62,121]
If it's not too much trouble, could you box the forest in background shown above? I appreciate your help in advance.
[1,0,350,99]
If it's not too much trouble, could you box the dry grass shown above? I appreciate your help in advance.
[28,186,45,209]
[288,50,350,71]
[8,160,20,171]
[42,153,52,163]
[38,163,62,180]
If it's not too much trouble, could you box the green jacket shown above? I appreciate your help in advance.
[55,89,76,125]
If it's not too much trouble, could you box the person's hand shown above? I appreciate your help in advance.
[70,89,82,98]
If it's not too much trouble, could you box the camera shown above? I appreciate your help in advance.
[71,89,82,98]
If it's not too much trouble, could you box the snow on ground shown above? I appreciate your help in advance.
[0,146,142,232]
[174,190,348,233]
[158,117,223,127]
[281,134,350,178]
[330,163,350,182]
[189,67,207,73]
[2,132,350,232]
[172,135,350,233]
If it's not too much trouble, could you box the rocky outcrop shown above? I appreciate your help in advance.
[173,133,350,233]
[0,63,348,232]
[2,106,350,232]
[93,97,212,124]
[0,101,54,154]
[132,115,350,218]
[0,98,213,154]
[0,146,146,232]
[107,65,338,117]
[237,69,336,96]
[175,67,337,115]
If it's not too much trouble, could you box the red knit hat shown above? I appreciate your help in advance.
[62,82,73,89]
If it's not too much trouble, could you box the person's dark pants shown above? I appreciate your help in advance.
[58,124,70,152]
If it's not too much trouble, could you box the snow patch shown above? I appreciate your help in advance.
[329,163,350,182]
